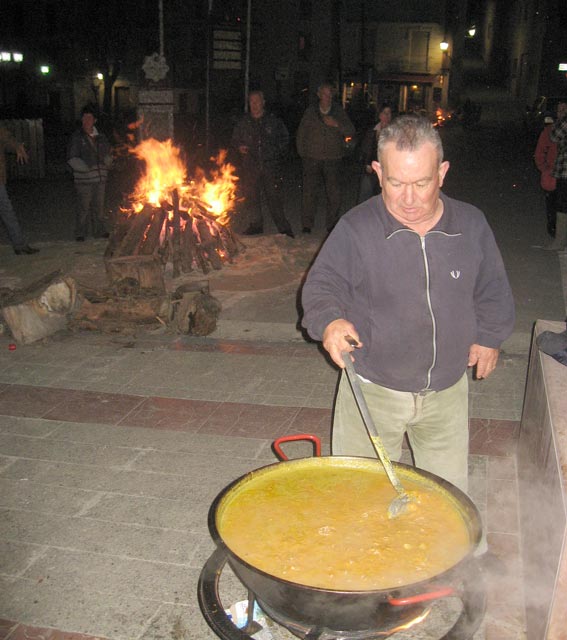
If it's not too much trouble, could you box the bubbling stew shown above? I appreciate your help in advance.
[217,462,471,590]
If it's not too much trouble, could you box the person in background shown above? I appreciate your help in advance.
[68,104,113,242]
[231,90,294,238]
[548,101,567,251]
[357,102,392,203]
[301,116,514,556]
[296,82,355,233]
[534,112,558,237]
[0,126,39,255]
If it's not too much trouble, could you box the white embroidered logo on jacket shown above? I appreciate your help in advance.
[450,270,461,279]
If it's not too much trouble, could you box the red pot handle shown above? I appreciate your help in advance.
[388,586,454,606]
[272,434,322,460]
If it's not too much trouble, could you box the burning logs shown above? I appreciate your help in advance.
[104,191,242,292]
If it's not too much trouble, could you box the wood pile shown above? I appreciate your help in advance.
[0,271,80,344]
[104,189,242,293]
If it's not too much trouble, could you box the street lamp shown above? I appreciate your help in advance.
[440,41,452,71]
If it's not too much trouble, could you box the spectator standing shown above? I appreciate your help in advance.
[302,115,515,502]
[548,101,567,251]
[68,104,113,241]
[534,113,558,237]
[231,90,294,238]
[0,126,39,255]
[296,82,355,233]
[357,102,392,203]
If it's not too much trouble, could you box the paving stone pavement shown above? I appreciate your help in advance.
[2,112,567,639]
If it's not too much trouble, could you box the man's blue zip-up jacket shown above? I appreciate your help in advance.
[301,192,515,392]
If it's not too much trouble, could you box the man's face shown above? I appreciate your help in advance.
[374,141,450,231]
[317,86,333,111]
[379,107,392,126]
[249,93,265,119]
[82,113,96,133]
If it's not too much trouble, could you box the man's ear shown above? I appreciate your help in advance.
[372,161,382,185]
[438,160,450,186]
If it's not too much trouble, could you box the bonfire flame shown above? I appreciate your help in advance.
[132,138,186,207]
[127,138,238,222]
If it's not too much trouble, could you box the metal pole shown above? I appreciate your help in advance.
[206,1,212,151]
[158,0,164,57]
[244,0,252,112]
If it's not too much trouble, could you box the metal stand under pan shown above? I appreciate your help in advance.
[198,547,486,640]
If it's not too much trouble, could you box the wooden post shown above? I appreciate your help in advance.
[139,206,167,255]
[114,205,153,257]
[171,188,181,278]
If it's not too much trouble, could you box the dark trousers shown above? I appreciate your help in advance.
[241,168,292,234]
[544,190,557,237]
[358,170,380,204]
[0,184,26,249]
[75,182,107,238]
[301,157,343,231]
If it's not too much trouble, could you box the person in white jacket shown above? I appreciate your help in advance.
[67,105,113,241]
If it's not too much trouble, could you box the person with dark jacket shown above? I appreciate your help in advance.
[548,101,567,251]
[357,102,392,203]
[302,115,514,501]
[231,90,294,237]
[0,127,39,254]
[296,83,355,233]
[68,104,113,241]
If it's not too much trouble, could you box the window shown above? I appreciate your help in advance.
[408,29,430,72]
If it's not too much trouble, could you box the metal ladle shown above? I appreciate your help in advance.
[341,341,411,518]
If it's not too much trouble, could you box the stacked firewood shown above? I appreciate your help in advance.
[104,188,242,292]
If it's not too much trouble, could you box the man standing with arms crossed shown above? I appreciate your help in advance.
[296,82,355,234]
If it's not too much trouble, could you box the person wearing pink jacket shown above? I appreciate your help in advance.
[534,114,558,237]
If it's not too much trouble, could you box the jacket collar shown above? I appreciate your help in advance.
[378,192,462,237]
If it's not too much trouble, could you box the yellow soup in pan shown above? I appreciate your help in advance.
[217,461,472,591]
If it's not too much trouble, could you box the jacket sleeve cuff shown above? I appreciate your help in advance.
[475,332,504,349]
[304,308,344,341]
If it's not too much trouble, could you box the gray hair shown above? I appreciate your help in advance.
[377,114,444,165]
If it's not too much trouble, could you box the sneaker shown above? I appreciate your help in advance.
[14,245,39,255]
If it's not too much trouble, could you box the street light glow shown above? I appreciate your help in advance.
[13,52,23,62]
[559,63,567,71]
[440,41,449,51]
[468,26,476,37]
[40,65,50,74]
[1,51,11,62]
[97,72,104,80]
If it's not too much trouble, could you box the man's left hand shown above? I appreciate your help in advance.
[468,344,499,379]
[16,144,29,165]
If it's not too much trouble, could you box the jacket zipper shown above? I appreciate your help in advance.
[421,235,436,390]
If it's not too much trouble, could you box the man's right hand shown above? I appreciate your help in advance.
[322,319,363,368]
